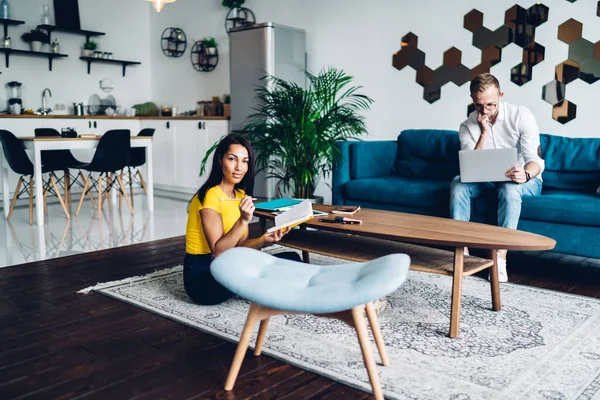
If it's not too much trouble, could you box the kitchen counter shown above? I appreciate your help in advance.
[0,115,228,120]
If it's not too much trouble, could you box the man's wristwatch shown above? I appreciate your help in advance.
[525,172,531,182]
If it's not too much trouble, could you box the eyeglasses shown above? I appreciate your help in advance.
[473,102,498,111]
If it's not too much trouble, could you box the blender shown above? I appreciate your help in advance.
[7,81,22,115]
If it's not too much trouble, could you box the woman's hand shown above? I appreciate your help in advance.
[263,227,291,243]
[238,196,255,224]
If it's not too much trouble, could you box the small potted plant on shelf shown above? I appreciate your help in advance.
[21,29,50,52]
[222,0,245,18]
[82,41,98,57]
[202,37,218,55]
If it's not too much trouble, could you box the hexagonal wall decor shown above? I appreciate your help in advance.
[555,59,580,84]
[594,41,600,60]
[568,38,594,64]
[526,3,549,27]
[558,19,583,44]
[597,1,599,17]
[580,58,600,84]
[542,80,566,105]
[393,4,549,104]
[552,100,577,124]
[464,9,483,32]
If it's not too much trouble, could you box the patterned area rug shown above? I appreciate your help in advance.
[79,248,600,400]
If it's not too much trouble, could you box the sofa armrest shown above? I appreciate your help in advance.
[332,141,352,205]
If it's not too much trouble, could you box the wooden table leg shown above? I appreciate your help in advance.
[64,170,70,206]
[449,247,464,338]
[489,248,501,311]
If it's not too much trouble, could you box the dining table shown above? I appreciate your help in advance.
[0,135,154,226]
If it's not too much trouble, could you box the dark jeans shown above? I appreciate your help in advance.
[183,250,303,305]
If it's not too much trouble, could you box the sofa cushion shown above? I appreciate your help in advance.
[520,191,600,226]
[350,141,397,180]
[344,176,450,210]
[540,134,600,192]
[392,129,460,181]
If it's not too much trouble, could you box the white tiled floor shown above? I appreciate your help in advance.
[0,194,190,268]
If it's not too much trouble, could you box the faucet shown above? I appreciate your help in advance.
[38,88,52,115]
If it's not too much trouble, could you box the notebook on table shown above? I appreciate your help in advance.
[266,199,314,234]
[254,198,303,211]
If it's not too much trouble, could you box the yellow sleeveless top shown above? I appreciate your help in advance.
[185,186,247,255]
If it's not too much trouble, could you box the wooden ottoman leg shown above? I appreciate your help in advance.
[225,303,261,391]
[489,248,501,311]
[449,247,464,338]
[365,302,389,366]
[351,306,384,400]
[254,318,270,356]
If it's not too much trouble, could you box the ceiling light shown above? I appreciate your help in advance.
[146,0,176,12]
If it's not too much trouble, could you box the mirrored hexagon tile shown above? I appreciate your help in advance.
[511,63,533,86]
[464,9,484,33]
[555,59,580,84]
[423,82,441,104]
[542,80,566,105]
[523,43,545,67]
[568,38,594,64]
[579,58,600,84]
[558,19,583,45]
[552,100,577,124]
[526,3,549,27]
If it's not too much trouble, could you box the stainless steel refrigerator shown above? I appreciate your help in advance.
[230,22,307,199]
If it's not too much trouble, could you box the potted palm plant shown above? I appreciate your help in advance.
[237,67,373,199]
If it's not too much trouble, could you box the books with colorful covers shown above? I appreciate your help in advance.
[331,205,361,215]
[255,198,303,211]
[267,199,314,233]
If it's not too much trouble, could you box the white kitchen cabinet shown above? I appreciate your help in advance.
[173,120,205,194]
[141,119,175,189]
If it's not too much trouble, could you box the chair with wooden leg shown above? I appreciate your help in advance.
[76,130,134,219]
[0,130,70,224]
[210,247,411,400]
[124,128,155,207]
[34,128,87,206]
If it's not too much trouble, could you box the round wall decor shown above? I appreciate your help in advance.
[190,41,219,72]
[161,27,187,58]
[225,7,256,34]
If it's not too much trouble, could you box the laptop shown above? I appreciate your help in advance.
[459,148,518,183]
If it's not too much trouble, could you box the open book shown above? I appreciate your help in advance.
[267,199,313,234]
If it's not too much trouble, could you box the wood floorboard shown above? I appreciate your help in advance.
[1,230,598,399]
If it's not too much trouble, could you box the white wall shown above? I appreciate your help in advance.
[146,0,600,202]
[3,0,598,203]
[148,0,600,139]
[1,0,152,114]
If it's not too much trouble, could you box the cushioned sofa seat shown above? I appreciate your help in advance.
[520,191,600,226]
[344,176,450,209]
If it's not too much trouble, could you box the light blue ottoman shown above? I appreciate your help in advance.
[211,247,411,400]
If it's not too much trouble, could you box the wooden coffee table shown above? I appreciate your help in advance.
[256,205,556,338]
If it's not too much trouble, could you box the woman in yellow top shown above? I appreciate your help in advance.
[185,134,300,305]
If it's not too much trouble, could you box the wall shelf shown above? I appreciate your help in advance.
[80,56,141,77]
[0,48,68,71]
[37,24,106,43]
[0,18,25,37]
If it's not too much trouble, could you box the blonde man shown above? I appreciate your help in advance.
[450,73,545,282]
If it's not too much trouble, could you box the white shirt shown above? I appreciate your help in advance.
[459,101,545,179]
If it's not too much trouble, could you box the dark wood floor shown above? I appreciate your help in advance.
[1,231,599,400]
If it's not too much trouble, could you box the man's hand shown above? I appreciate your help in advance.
[263,227,291,243]
[506,165,527,184]
[477,113,491,136]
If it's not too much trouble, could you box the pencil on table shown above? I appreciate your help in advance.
[219,197,258,201]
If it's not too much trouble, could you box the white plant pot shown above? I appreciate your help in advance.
[208,47,216,55]
[82,49,94,57]
[30,41,42,52]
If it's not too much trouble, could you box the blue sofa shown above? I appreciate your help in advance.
[332,130,600,259]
